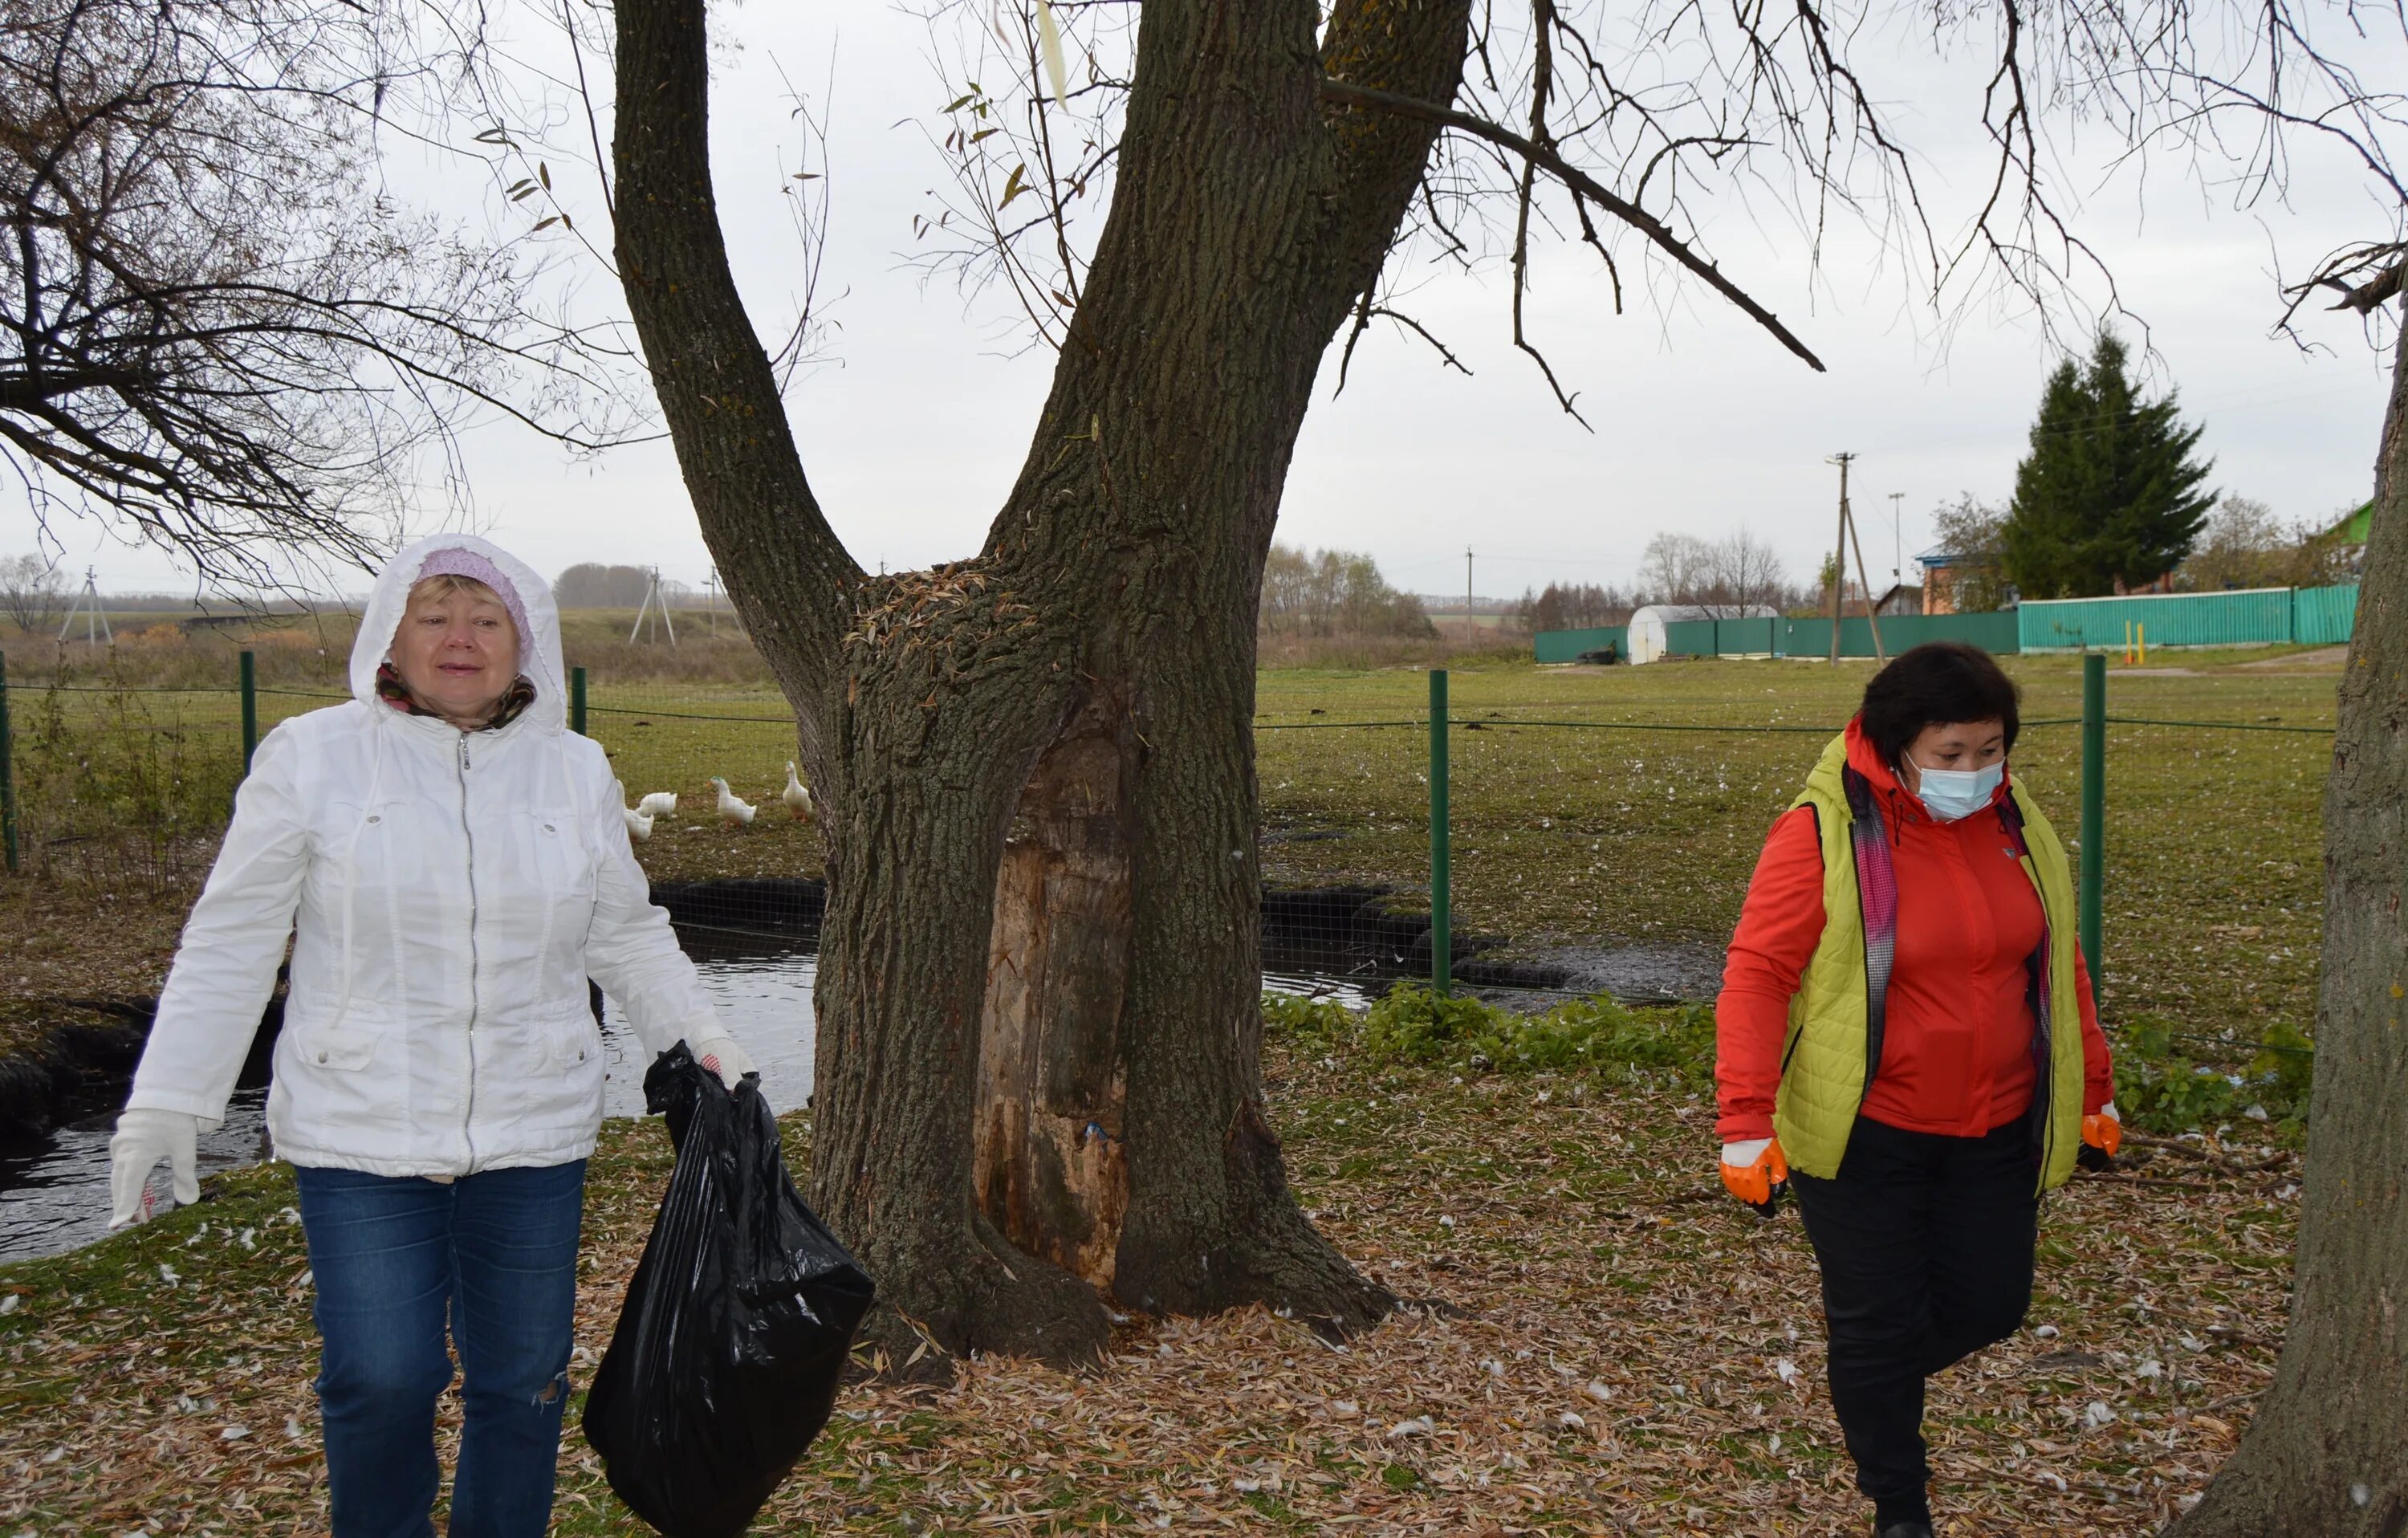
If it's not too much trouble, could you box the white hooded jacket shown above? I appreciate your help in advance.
[124,535,717,1177]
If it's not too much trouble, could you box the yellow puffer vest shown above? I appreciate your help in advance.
[1771,733,2087,1190]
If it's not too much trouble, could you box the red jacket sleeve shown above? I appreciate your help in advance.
[2075,943,2113,1115]
[1715,807,1828,1141]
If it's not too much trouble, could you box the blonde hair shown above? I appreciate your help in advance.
[408,573,506,608]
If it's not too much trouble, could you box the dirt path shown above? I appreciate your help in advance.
[2235,645,2349,670]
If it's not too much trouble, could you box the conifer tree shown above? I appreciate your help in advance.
[2003,332,2216,597]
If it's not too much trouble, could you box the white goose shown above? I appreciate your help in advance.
[710,776,757,827]
[782,762,816,822]
[635,791,678,819]
[622,807,654,842]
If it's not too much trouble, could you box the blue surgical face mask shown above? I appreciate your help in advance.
[1908,754,2004,822]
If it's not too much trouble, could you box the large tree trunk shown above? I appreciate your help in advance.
[612,0,1469,1363]
[2166,291,2408,1534]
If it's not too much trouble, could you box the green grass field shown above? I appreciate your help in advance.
[3,643,2341,1062]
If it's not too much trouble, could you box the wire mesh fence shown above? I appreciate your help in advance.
[0,645,2341,1068]
[1248,657,2337,1076]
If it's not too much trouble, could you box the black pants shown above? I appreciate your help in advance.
[1790,1115,2039,1527]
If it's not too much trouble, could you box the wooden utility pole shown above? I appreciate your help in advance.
[1464,547,1474,643]
[1826,454,1852,663]
[1849,484,1889,663]
[1824,454,1889,665]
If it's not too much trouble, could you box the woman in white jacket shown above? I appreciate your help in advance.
[107,535,753,1538]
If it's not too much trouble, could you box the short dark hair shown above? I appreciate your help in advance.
[1858,641,2021,765]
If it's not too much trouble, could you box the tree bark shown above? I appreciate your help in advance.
[612,0,1470,1363]
[2166,298,2408,1534]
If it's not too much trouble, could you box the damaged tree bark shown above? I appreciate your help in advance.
[611,0,1471,1361]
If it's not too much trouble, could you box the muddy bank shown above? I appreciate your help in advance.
[0,880,1714,1133]
[642,877,1509,978]
[1455,942,1726,1007]
[0,997,281,1148]
[1255,885,1723,1003]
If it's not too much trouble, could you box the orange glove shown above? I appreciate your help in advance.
[1720,1137,1789,1216]
[2079,1101,2121,1172]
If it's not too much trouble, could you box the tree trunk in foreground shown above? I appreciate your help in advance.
[612,0,1470,1363]
[2166,291,2408,1534]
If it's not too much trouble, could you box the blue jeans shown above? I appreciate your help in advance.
[294,1161,587,1538]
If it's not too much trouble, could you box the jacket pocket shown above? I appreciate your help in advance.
[527,811,596,899]
[547,1023,602,1073]
[295,1023,378,1072]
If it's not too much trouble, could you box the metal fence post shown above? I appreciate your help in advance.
[0,649,16,873]
[571,665,588,736]
[239,649,258,776]
[1429,667,1451,998]
[2079,651,2105,987]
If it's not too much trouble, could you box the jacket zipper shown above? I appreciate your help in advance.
[458,732,481,1174]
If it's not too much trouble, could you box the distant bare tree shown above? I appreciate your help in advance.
[1637,532,1713,606]
[552,564,653,608]
[1637,530,1787,614]
[1702,529,1789,616]
[1258,543,1430,637]
[0,552,64,633]
[1512,581,1633,633]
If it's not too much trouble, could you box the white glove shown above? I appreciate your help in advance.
[109,1108,201,1227]
[1721,1137,1774,1167]
[690,1033,755,1092]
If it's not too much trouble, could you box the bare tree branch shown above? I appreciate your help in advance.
[1320,75,1827,371]
[0,0,646,588]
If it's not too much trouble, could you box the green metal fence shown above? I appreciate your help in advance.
[1658,612,2022,659]
[2292,584,2360,645]
[1542,611,2020,662]
[2020,584,2361,652]
[1531,625,1627,662]
[1539,587,2357,663]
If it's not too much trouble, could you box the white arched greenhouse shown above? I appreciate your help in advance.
[1623,604,1781,664]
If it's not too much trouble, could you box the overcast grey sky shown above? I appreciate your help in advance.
[6,2,2396,604]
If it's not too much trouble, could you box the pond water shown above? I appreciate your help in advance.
[0,928,1379,1265]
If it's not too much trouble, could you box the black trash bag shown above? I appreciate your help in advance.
[583,1043,876,1538]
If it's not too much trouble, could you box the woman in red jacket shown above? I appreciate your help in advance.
[1715,643,2118,1538]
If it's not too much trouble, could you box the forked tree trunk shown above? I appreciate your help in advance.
[2166,299,2408,1534]
[612,0,1470,1362]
